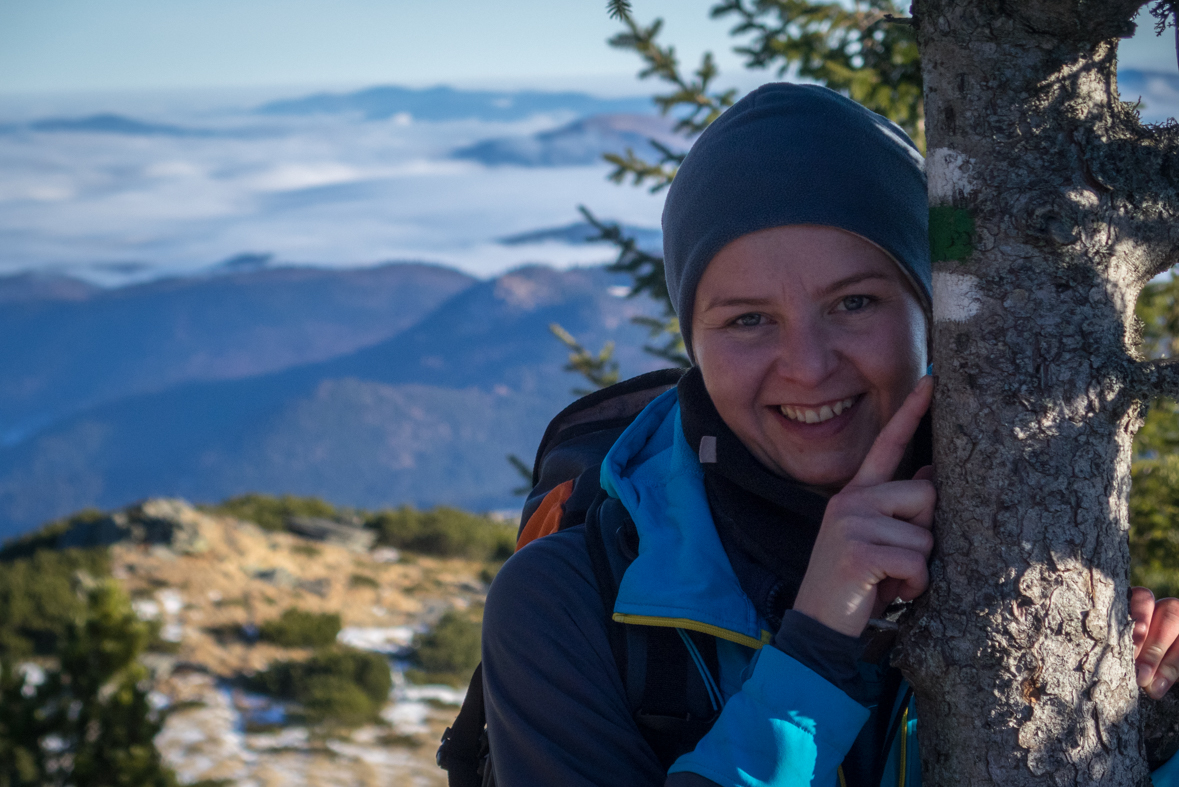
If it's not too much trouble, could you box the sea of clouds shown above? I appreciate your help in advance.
[0,86,670,286]
[1,71,1176,288]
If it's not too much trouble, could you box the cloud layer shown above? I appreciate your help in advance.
[0,86,670,284]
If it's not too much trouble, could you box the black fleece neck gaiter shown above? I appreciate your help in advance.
[676,367,827,623]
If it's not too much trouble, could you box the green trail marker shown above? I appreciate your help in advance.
[929,205,975,262]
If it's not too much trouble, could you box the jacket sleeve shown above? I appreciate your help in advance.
[669,646,869,787]
[1153,751,1179,786]
[482,528,669,787]
[482,528,866,787]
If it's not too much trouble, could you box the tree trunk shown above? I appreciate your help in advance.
[894,1,1179,784]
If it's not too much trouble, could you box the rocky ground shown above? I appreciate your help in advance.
[102,499,489,786]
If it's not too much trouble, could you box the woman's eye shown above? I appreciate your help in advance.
[733,313,764,327]
[838,295,872,312]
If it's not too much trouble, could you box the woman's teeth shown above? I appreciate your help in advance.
[779,397,856,424]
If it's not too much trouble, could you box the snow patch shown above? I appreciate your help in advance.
[401,683,467,706]
[133,599,162,620]
[337,625,416,654]
[157,588,184,615]
[382,700,431,734]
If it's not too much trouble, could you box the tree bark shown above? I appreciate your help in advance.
[894,1,1179,784]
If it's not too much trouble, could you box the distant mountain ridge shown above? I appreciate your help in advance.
[0,86,656,139]
[0,113,222,137]
[256,84,653,122]
[451,113,688,167]
[0,264,664,539]
[0,263,475,446]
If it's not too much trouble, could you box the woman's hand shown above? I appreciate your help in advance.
[1131,587,1179,699]
[793,376,936,638]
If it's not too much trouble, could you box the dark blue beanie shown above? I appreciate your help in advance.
[662,83,930,359]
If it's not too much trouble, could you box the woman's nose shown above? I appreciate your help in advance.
[774,321,838,385]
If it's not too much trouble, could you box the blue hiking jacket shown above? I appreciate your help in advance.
[484,386,1179,786]
[601,387,914,787]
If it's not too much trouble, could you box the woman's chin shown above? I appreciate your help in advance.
[791,468,857,495]
[753,450,859,492]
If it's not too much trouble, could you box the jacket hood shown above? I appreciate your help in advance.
[601,388,769,648]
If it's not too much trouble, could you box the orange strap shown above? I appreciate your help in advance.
[517,479,575,550]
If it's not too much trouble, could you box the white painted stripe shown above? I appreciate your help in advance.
[927,147,975,205]
[932,272,982,323]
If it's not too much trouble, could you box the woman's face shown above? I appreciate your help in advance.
[691,225,928,492]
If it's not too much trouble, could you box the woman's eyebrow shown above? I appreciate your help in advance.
[700,296,775,311]
[703,273,893,310]
[817,272,891,297]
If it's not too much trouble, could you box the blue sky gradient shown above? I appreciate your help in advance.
[1,0,1174,95]
[0,0,737,94]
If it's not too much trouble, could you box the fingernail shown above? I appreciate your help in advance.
[1138,665,1153,686]
[1152,677,1170,697]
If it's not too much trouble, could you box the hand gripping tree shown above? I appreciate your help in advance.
[888,1,1179,784]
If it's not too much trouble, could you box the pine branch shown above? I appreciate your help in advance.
[601,4,736,188]
[608,14,735,134]
[578,205,671,310]
[578,207,690,368]
[549,323,620,395]
[1149,0,1179,70]
[603,147,680,192]
[606,0,632,21]
[712,0,924,147]
[506,454,534,496]
[632,316,691,368]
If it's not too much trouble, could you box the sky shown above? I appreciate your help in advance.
[0,0,1174,96]
[0,0,746,95]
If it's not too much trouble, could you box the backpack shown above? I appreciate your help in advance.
[435,368,724,787]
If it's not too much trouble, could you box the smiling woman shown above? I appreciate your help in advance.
[471,81,1179,787]
[692,225,927,491]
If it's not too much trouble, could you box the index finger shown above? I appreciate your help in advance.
[1131,587,1156,658]
[847,375,933,489]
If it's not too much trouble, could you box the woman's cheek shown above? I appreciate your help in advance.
[699,336,772,418]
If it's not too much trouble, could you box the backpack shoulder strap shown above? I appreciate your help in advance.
[436,662,490,787]
[583,490,722,770]
[519,368,684,534]
[440,369,687,786]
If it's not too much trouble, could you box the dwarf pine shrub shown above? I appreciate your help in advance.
[407,609,482,688]
[258,608,341,648]
[204,494,339,532]
[250,646,392,725]
[365,506,514,561]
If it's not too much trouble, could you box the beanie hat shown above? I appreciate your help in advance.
[662,83,930,360]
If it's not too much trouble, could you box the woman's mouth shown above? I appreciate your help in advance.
[778,396,859,425]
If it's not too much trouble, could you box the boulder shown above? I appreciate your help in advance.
[254,567,297,588]
[285,516,375,552]
[55,498,211,554]
[133,499,212,554]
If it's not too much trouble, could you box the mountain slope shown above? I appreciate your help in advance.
[0,263,475,444]
[451,113,686,167]
[0,266,665,537]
